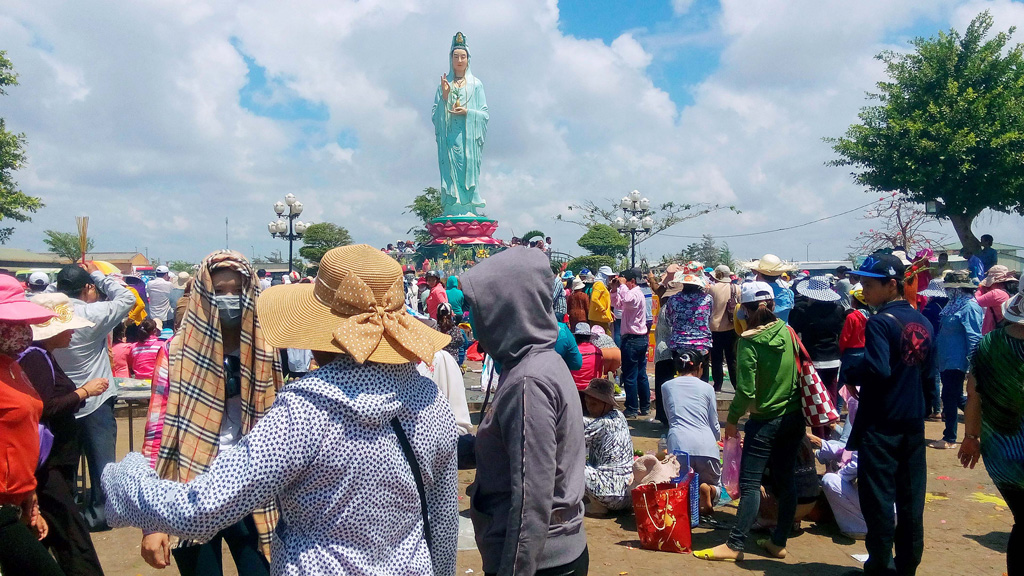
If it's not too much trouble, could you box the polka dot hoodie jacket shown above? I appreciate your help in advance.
[102,356,460,576]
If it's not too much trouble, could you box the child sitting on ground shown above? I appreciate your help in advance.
[581,378,634,515]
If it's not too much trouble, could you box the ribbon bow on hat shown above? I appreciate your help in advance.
[316,270,436,364]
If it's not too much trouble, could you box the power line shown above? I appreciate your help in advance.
[659,199,882,240]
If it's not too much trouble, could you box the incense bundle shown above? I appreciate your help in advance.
[76,216,89,264]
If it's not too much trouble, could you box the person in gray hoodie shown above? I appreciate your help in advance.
[462,246,588,576]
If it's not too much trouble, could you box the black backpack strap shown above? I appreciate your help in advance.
[879,311,905,330]
[390,416,434,565]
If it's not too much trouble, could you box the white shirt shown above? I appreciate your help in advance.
[147,277,174,320]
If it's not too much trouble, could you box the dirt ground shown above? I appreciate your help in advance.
[92,403,1012,576]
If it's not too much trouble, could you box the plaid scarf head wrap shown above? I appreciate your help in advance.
[156,250,282,557]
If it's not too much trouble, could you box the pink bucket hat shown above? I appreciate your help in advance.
[0,275,56,324]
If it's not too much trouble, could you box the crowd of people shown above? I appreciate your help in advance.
[0,235,1021,576]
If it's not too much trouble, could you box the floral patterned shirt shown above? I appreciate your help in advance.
[663,292,713,353]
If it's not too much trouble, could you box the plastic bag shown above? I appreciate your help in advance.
[722,436,742,500]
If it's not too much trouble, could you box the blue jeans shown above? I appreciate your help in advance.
[620,334,650,414]
[612,318,622,347]
[78,396,117,529]
[940,369,967,443]
[727,410,806,552]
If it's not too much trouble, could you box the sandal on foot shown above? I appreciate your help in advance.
[756,538,788,558]
[692,547,742,562]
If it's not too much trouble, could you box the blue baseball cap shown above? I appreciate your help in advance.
[857,253,905,280]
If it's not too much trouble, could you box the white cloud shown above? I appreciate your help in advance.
[0,0,1021,267]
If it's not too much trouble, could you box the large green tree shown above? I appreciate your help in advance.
[404,187,442,245]
[299,222,353,264]
[577,224,629,258]
[829,11,1024,253]
[43,230,93,262]
[0,52,43,244]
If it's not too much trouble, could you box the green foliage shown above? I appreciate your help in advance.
[43,230,94,263]
[666,234,734,269]
[0,52,43,244]
[405,187,443,245]
[520,230,545,244]
[167,260,196,273]
[556,199,739,246]
[565,255,616,276]
[828,11,1024,252]
[577,224,629,258]
[299,222,353,263]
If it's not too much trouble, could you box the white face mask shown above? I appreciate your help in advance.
[215,295,243,329]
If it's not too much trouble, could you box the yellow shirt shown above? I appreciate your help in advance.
[588,281,613,325]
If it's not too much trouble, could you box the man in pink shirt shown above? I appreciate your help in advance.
[610,268,650,417]
[425,270,449,320]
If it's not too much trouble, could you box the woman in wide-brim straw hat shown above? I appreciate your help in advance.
[102,245,458,576]
[958,277,1024,576]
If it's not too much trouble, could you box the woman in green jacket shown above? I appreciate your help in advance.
[694,281,804,563]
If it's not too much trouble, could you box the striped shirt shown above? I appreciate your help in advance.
[129,336,163,380]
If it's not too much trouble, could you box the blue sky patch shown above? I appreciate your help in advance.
[231,37,329,122]
[558,0,723,108]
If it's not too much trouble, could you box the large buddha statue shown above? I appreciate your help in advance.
[432,32,488,217]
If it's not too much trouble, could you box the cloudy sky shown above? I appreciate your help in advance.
[3,0,1024,265]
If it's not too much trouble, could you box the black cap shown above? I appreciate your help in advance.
[856,253,905,280]
[56,265,94,294]
[620,268,641,282]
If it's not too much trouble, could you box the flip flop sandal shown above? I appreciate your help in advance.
[692,548,742,562]
[756,538,788,559]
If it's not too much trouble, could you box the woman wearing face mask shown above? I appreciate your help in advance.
[0,274,65,576]
[137,250,283,575]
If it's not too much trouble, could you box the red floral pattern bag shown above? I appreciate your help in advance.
[631,480,693,554]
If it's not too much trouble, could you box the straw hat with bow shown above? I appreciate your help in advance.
[257,244,450,364]
[748,253,796,276]
[29,293,94,341]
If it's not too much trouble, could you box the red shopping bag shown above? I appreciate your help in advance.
[631,480,693,554]
[787,327,840,426]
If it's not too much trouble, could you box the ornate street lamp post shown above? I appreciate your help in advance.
[613,190,654,269]
[268,193,309,276]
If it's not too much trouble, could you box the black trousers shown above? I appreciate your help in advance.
[37,463,105,576]
[171,515,269,576]
[710,330,737,392]
[653,359,675,425]
[0,504,66,576]
[486,546,588,576]
[996,484,1024,576]
[858,429,926,576]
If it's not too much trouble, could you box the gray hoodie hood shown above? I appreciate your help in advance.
[461,246,558,368]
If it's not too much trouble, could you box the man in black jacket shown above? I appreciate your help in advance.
[847,253,935,576]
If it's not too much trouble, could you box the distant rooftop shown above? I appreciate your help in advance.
[942,242,1024,252]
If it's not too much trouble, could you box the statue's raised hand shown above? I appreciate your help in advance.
[441,75,450,101]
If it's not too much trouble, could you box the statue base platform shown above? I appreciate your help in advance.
[427,216,501,245]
